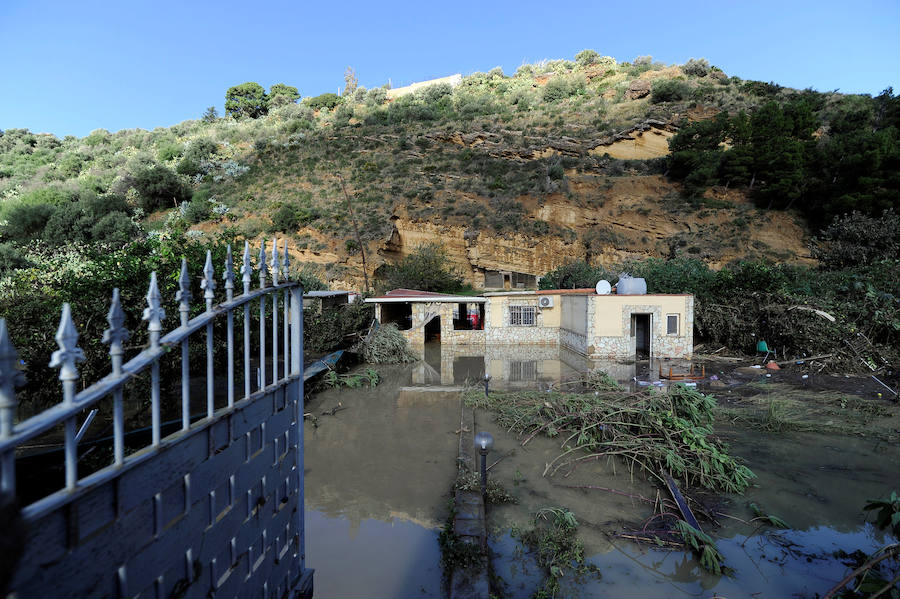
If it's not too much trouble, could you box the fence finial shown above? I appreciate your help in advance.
[102,289,130,374]
[241,241,252,295]
[176,258,192,327]
[0,318,25,438]
[143,272,166,347]
[258,240,269,288]
[224,244,235,301]
[282,239,290,281]
[201,250,216,310]
[270,238,280,286]
[49,303,85,403]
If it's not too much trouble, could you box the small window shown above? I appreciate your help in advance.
[509,361,537,381]
[666,314,679,335]
[509,305,536,326]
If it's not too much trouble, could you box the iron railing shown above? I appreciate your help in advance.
[0,239,305,525]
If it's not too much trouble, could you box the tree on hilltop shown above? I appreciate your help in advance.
[201,106,219,122]
[225,82,268,118]
[268,83,300,108]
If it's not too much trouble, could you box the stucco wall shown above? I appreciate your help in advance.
[588,295,693,359]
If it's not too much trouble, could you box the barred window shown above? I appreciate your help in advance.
[510,305,536,326]
[667,314,679,335]
[509,361,537,381]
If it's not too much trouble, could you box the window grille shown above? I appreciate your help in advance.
[667,314,679,335]
[509,305,536,326]
[509,360,537,381]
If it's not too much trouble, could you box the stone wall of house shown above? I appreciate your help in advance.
[586,297,693,360]
[485,296,559,346]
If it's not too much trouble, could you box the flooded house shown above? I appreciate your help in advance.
[364,289,487,349]
[367,285,694,360]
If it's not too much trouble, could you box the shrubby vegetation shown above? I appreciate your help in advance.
[376,243,466,294]
[665,87,900,227]
[615,255,900,368]
[0,48,897,376]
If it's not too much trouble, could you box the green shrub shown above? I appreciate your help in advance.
[683,58,711,77]
[131,164,190,212]
[377,243,465,293]
[90,212,139,245]
[2,202,57,243]
[575,49,600,67]
[540,261,610,290]
[651,79,690,103]
[270,204,299,232]
[304,93,342,111]
[0,242,33,273]
[182,198,212,224]
[157,142,183,162]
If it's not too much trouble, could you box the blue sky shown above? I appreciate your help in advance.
[1,0,898,138]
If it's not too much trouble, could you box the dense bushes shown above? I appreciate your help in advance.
[651,79,691,103]
[377,243,465,293]
[620,257,900,366]
[539,261,611,289]
[665,89,900,228]
[132,164,191,212]
[303,299,374,354]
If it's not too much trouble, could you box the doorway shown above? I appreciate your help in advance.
[424,315,441,342]
[632,314,651,359]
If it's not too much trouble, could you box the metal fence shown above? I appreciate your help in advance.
[0,239,313,598]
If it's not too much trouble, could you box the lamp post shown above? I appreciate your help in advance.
[483,373,491,397]
[474,431,494,501]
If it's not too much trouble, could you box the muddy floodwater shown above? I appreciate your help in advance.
[303,344,899,598]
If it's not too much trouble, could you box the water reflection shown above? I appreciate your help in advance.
[409,341,685,390]
[303,370,460,598]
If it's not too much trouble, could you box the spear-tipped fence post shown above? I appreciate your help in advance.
[201,251,216,418]
[258,240,268,390]
[49,303,85,490]
[102,290,130,465]
[224,244,235,407]
[142,273,165,446]
[0,319,25,493]
[270,239,280,383]
[176,259,192,430]
[282,239,290,377]
[241,242,252,398]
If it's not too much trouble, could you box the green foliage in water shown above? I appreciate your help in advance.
[355,323,419,364]
[674,520,725,575]
[514,507,600,598]
[322,367,380,389]
[467,384,755,494]
[865,491,900,537]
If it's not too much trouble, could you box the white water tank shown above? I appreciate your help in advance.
[617,274,647,295]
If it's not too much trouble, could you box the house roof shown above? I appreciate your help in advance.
[364,288,487,303]
[303,290,352,298]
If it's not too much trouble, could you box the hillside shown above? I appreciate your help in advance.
[0,53,896,290]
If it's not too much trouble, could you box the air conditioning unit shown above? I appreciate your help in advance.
[538,296,554,308]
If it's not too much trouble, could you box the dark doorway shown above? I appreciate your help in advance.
[632,314,651,358]
[424,315,441,342]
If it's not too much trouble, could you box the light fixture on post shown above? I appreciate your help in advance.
[483,373,491,397]
[474,431,494,501]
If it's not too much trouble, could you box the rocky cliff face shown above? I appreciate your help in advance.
[311,172,814,291]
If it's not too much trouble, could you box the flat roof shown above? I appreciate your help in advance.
[365,288,486,303]
[485,289,692,297]
[303,290,352,298]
